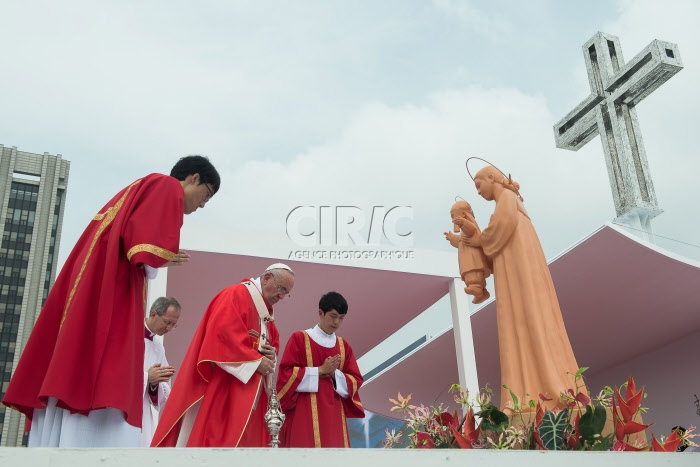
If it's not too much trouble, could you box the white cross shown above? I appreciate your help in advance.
[554,32,682,239]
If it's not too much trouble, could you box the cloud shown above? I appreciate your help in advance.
[600,0,700,254]
[431,0,512,42]
[2,1,698,268]
[197,83,613,258]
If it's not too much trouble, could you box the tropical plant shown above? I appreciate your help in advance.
[384,369,698,452]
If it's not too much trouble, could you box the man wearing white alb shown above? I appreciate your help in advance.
[142,297,181,446]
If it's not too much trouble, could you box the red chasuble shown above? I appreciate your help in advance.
[151,281,280,447]
[276,330,364,447]
[2,173,184,428]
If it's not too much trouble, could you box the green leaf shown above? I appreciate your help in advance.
[503,384,520,411]
[475,405,510,432]
[538,410,568,450]
[575,367,589,377]
[590,434,615,451]
[578,405,606,444]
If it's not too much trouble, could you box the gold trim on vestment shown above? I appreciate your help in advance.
[341,401,349,447]
[189,360,262,446]
[302,331,313,368]
[60,179,141,329]
[338,337,346,370]
[303,331,322,448]
[277,366,299,400]
[126,244,177,262]
[347,374,363,408]
[152,395,204,447]
[235,377,263,447]
[143,276,148,319]
[337,336,352,445]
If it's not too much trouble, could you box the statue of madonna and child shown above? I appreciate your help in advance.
[445,158,585,411]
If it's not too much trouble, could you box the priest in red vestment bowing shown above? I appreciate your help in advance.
[276,291,364,448]
[151,263,295,447]
[2,155,220,447]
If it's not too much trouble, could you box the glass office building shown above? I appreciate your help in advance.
[0,145,69,446]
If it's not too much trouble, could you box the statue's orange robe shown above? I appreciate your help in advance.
[480,189,581,409]
[151,282,279,447]
[276,331,364,447]
[2,174,184,428]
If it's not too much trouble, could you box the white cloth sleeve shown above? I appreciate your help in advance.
[334,369,349,398]
[144,373,167,409]
[158,380,170,412]
[218,361,259,384]
[144,264,158,280]
[295,367,319,392]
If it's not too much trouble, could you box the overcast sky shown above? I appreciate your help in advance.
[2,0,698,270]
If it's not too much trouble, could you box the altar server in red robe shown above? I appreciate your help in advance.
[2,155,219,447]
[276,291,364,448]
[151,264,295,447]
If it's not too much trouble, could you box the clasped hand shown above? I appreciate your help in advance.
[319,355,341,376]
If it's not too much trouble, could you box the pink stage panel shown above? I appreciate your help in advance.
[163,252,454,384]
[361,225,700,419]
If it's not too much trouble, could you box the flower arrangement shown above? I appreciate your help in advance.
[384,368,697,451]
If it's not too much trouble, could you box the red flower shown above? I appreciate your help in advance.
[570,389,591,406]
[435,409,459,430]
[450,407,481,449]
[415,431,435,449]
[532,402,546,449]
[650,430,682,452]
[612,390,651,440]
[615,377,644,422]
[566,413,581,449]
[613,440,646,451]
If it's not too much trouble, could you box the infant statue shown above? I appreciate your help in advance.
[444,200,492,304]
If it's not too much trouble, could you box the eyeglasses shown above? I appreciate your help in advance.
[270,274,291,300]
[204,184,214,202]
[158,315,178,329]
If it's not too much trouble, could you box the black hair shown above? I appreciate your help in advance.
[170,155,221,193]
[319,291,348,315]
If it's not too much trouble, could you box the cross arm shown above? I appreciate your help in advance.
[607,40,683,106]
[553,93,604,151]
